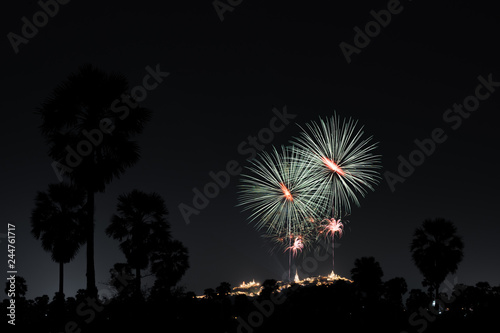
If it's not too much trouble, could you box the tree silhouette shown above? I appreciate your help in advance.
[383,277,408,310]
[410,218,464,302]
[33,295,50,314]
[215,282,231,298]
[351,256,384,301]
[150,239,189,297]
[106,190,169,299]
[74,289,87,304]
[108,263,135,300]
[31,183,86,298]
[5,275,28,299]
[406,288,430,313]
[37,64,151,297]
[259,279,278,299]
[204,288,216,300]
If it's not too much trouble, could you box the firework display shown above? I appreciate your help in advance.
[238,113,381,279]
[316,217,344,272]
[291,113,381,218]
[238,145,320,238]
[286,236,304,257]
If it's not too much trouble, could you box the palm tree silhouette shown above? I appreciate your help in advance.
[31,183,86,298]
[351,256,384,304]
[36,64,151,297]
[106,190,169,299]
[410,218,464,303]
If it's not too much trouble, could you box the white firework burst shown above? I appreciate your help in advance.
[290,113,381,218]
[237,145,320,238]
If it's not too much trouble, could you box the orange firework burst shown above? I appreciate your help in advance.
[280,183,294,201]
[321,156,346,176]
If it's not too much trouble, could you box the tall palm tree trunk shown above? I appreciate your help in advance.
[86,189,97,298]
[136,267,141,298]
[435,282,440,311]
[59,261,64,296]
[56,261,66,321]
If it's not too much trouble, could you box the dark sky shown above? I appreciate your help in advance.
[1,0,499,300]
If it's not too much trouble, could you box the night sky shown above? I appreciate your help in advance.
[1,0,499,300]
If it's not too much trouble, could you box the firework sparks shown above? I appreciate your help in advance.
[238,145,319,236]
[263,223,316,255]
[285,236,304,257]
[280,183,294,201]
[238,113,381,282]
[291,113,381,217]
[320,218,344,238]
[321,156,346,176]
[317,217,344,273]
[238,145,320,281]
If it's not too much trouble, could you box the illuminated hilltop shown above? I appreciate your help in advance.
[230,271,353,297]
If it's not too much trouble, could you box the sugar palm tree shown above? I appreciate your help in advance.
[106,190,170,298]
[36,64,151,297]
[31,183,87,297]
[410,218,464,303]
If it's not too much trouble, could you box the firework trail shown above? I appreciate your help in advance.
[286,236,305,257]
[285,235,304,275]
[317,218,344,273]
